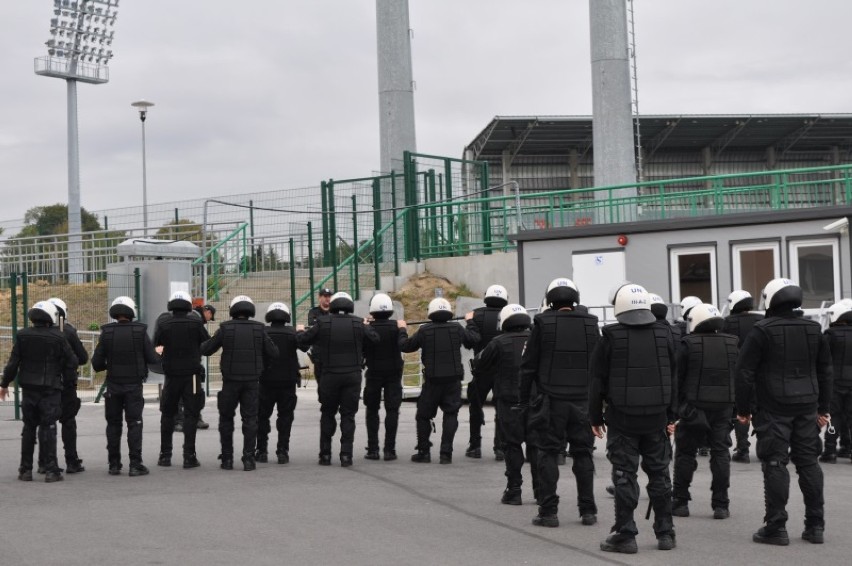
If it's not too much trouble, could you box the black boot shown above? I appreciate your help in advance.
[157,452,172,467]
[383,449,397,461]
[318,454,332,466]
[340,454,353,468]
[242,453,256,471]
[254,451,268,463]
[65,458,85,474]
[108,461,122,475]
[277,450,289,464]
[365,447,380,460]
[128,463,149,477]
[183,454,201,469]
[218,454,234,470]
[753,526,790,546]
[411,450,431,463]
[600,532,638,554]
[465,445,482,459]
[45,470,64,483]
[501,488,522,505]
[18,468,33,482]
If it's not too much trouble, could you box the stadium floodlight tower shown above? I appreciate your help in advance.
[34,0,120,283]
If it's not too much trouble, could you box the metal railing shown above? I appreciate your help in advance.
[193,223,248,301]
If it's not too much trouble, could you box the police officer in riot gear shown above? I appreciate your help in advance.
[297,292,379,467]
[45,297,89,474]
[173,301,216,432]
[466,284,508,459]
[519,278,600,528]
[590,284,678,554]
[400,297,479,464]
[258,302,306,465]
[476,304,534,505]
[92,296,160,476]
[154,291,210,469]
[2,301,78,483]
[675,296,701,341]
[723,290,764,463]
[362,293,404,461]
[821,301,852,464]
[201,295,279,471]
[671,303,739,520]
[736,278,831,546]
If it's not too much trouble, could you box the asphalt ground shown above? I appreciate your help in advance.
[1,388,851,566]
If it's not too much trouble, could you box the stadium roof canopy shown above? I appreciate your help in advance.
[466,114,852,161]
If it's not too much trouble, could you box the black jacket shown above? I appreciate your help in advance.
[92,321,160,384]
[399,320,479,383]
[201,318,279,381]
[2,324,78,390]
[297,313,379,374]
[154,311,211,377]
[262,323,308,385]
[61,322,89,385]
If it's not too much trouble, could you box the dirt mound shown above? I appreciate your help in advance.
[389,272,471,322]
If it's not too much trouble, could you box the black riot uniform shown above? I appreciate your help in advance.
[92,315,160,476]
[400,315,479,463]
[466,305,503,458]
[821,322,852,462]
[519,307,600,525]
[174,305,214,432]
[306,303,331,388]
[723,310,763,460]
[477,325,536,504]
[40,316,89,474]
[362,317,405,460]
[201,313,278,471]
[258,319,307,464]
[736,284,831,545]
[2,315,77,482]
[589,303,677,551]
[672,324,739,518]
[297,308,379,466]
[154,308,210,467]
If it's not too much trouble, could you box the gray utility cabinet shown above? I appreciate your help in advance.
[107,238,201,356]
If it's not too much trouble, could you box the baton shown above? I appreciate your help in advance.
[403,316,466,325]
[59,315,65,333]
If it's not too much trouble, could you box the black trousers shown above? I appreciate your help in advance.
[39,380,82,468]
[753,410,825,530]
[534,397,596,517]
[176,365,206,425]
[467,372,503,451]
[258,381,298,454]
[217,380,259,458]
[21,388,61,473]
[318,372,361,456]
[363,374,403,452]
[606,427,674,538]
[824,386,852,453]
[495,398,539,495]
[104,382,145,465]
[416,379,462,455]
[161,374,201,456]
[673,407,733,509]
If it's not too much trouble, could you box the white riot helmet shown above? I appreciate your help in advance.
[329,292,355,314]
[369,293,394,318]
[47,297,68,319]
[498,304,531,331]
[687,303,724,333]
[613,284,655,326]
[648,293,668,321]
[29,301,59,326]
[167,290,193,312]
[829,301,852,325]
[109,296,137,320]
[546,278,579,308]
[265,302,291,324]
[484,284,509,308]
[427,297,453,322]
[679,296,702,320]
[761,278,803,310]
[727,290,753,314]
[229,295,255,318]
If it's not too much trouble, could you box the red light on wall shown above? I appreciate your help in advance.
[617,234,628,246]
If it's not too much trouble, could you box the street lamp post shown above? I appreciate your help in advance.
[34,0,121,282]
[131,100,154,233]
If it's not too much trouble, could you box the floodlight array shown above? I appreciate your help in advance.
[44,0,119,65]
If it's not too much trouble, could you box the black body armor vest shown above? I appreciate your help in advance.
[722,312,764,347]
[156,312,208,376]
[364,318,403,377]
[683,333,739,409]
[418,322,464,381]
[604,323,673,415]
[755,317,822,406]
[535,310,600,400]
[826,325,852,389]
[219,319,269,381]
[261,324,302,384]
[318,314,368,374]
[492,331,529,401]
[97,322,150,383]
[472,307,502,355]
[12,327,68,390]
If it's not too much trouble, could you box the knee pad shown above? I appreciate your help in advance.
[613,469,633,485]
[127,419,143,430]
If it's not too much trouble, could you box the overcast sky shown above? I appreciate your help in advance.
[2,0,851,227]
